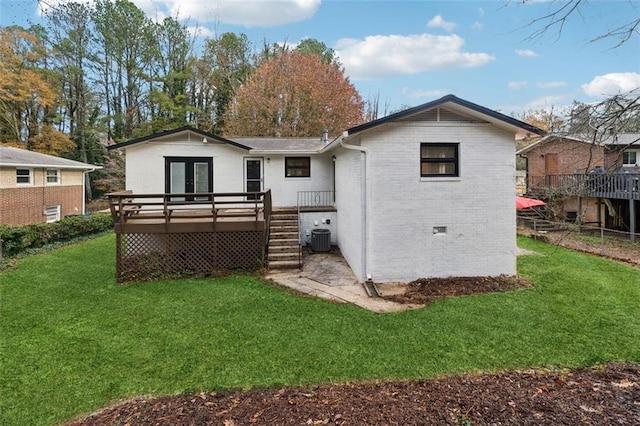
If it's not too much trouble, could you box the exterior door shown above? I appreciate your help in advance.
[545,153,559,186]
[165,157,213,200]
[245,158,263,199]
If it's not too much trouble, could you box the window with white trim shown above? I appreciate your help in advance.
[16,168,32,185]
[46,169,61,184]
[45,205,61,223]
[622,150,639,167]
[420,143,459,177]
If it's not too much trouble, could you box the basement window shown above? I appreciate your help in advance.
[420,143,459,177]
[285,157,310,178]
[45,205,61,223]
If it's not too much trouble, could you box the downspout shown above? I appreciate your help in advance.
[339,134,373,282]
[83,168,97,215]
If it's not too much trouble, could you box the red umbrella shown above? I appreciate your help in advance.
[516,196,546,210]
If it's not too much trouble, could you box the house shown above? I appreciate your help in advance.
[517,133,639,238]
[107,94,543,283]
[0,146,100,226]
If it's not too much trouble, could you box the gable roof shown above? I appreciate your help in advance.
[0,146,99,170]
[106,126,253,151]
[345,94,545,137]
[516,132,640,156]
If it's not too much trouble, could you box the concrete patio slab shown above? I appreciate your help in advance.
[265,248,417,313]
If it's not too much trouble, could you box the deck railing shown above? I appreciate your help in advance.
[527,174,640,200]
[108,190,272,229]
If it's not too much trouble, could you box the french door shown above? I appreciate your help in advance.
[165,157,213,200]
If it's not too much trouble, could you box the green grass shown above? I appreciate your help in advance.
[1,234,639,425]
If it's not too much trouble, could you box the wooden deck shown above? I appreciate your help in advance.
[108,190,272,282]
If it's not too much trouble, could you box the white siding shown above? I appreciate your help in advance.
[362,122,517,283]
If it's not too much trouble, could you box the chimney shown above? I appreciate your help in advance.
[321,129,329,143]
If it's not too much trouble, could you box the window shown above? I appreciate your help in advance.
[623,150,638,166]
[46,169,60,184]
[420,143,459,177]
[45,205,61,223]
[16,168,32,185]
[285,157,310,177]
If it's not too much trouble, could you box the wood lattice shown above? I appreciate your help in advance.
[116,231,265,283]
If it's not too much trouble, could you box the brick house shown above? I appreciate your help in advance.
[109,94,543,283]
[0,146,100,226]
[517,133,639,236]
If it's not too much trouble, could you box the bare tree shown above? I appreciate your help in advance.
[515,0,639,48]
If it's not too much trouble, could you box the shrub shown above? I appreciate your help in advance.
[0,213,113,258]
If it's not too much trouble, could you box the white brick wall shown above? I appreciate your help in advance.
[262,154,333,207]
[334,147,366,281]
[363,122,517,282]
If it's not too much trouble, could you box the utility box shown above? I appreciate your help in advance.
[310,228,331,252]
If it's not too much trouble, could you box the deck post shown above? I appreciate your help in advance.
[630,199,636,243]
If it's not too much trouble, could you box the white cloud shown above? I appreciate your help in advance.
[188,26,216,39]
[478,7,485,17]
[427,15,456,32]
[335,34,495,80]
[582,72,640,97]
[536,81,567,89]
[515,49,538,58]
[508,81,528,90]
[167,0,320,27]
[401,88,448,100]
[471,21,483,30]
[40,0,320,27]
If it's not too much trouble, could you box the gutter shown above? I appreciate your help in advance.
[339,133,373,282]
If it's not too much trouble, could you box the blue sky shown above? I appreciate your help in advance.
[1,0,639,116]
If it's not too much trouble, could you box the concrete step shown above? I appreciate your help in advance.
[271,219,298,225]
[270,225,298,233]
[270,232,298,240]
[268,260,301,270]
[268,252,299,262]
[268,244,300,253]
[269,238,299,246]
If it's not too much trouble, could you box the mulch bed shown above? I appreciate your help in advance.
[67,363,639,425]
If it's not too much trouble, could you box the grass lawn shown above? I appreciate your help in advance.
[1,234,639,425]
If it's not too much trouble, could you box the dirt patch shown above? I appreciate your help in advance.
[382,275,531,306]
[67,363,639,425]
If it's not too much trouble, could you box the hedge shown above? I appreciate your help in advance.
[0,213,113,258]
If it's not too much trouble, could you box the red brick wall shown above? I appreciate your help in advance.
[0,185,84,226]
[525,139,607,180]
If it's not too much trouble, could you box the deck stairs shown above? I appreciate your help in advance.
[267,208,302,270]
[517,206,557,232]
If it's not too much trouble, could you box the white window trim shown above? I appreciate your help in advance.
[16,168,33,186]
[46,168,61,185]
[622,149,639,167]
